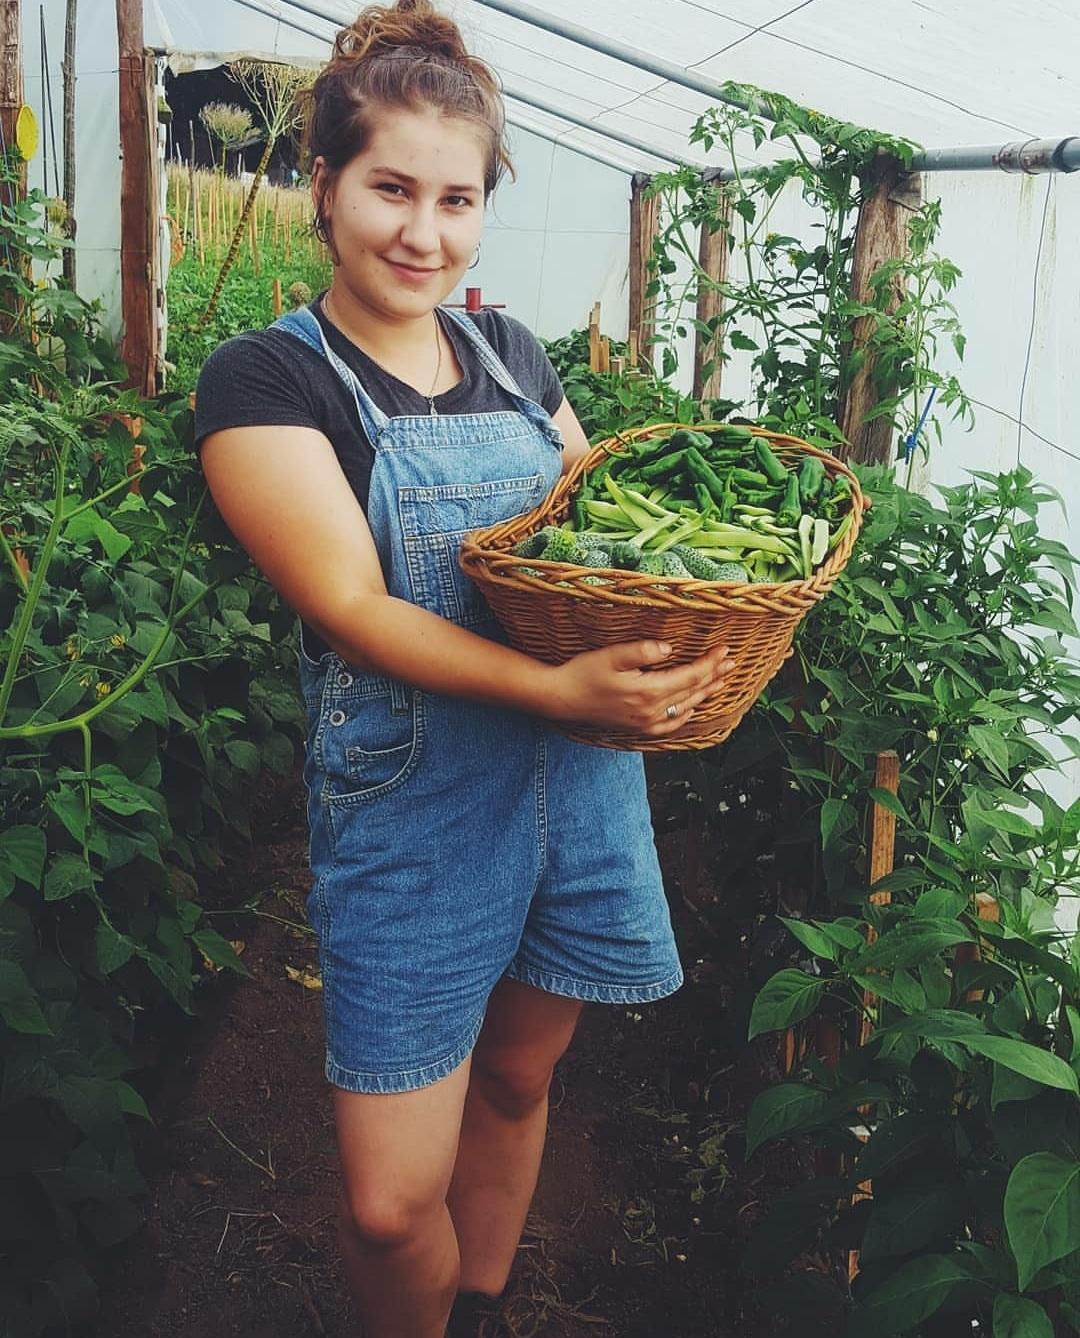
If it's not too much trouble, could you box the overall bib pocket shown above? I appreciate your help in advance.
[316,668,425,805]
[399,473,547,627]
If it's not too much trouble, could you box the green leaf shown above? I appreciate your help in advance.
[869,787,911,824]
[224,740,261,776]
[991,1063,1045,1109]
[969,723,1011,776]
[856,919,973,972]
[191,927,251,978]
[976,806,1039,839]
[1004,1153,1080,1291]
[0,825,47,893]
[860,1186,957,1262]
[959,1036,1079,1095]
[0,959,53,1035]
[749,969,827,1038]
[782,917,860,962]
[65,506,133,560]
[745,1083,829,1157]
[47,785,88,844]
[847,1253,972,1336]
[116,1080,152,1122]
[993,1293,1053,1338]
[95,921,137,975]
[852,969,926,1014]
[44,854,94,901]
[821,797,854,849]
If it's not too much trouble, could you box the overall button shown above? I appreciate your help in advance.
[328,709,346,726]
[336,671,353,688]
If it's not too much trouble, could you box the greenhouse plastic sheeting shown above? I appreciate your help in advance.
[20,0,1080,811]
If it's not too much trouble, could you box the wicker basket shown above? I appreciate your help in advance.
[459,423,866,751]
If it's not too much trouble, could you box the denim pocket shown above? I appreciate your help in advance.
[398,473,547,626]
[318,673,425,805]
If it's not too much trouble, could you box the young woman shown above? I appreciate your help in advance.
[196,3,731,1333]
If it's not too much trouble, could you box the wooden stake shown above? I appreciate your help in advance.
[588,301,601,372]
[858,750,901,1043]
[116,0,155,393]
[955,893,1001,1003]
[249,206,260,275]
[839,157,922,465]
[628,172,660,373]
[598,335,610,374]
[271,277,282,317]
[693,187,731,402]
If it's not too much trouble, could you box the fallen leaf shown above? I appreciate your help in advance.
[285,964,322,990]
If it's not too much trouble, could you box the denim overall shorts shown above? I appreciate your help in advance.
[275,304,683,1094]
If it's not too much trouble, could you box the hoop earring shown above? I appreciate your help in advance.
[313,211,329,243]
[468,246,481,270]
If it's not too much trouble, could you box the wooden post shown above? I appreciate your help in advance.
[858,750,900,1044]
[628,172,660,373]
[598,335,610,374]
[588,301,601,372]
[838,158,922,465]
[955,893,1001,1003]
[249,206,260,275]
[116,0,155,394]
[693,187,731,402]
[627,330,639,371]
[0,2,22,175]
[271,277,282,317]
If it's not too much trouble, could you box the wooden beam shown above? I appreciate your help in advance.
[0,1,20,155]
[116,0,155,395]
[692,186,730,403]
[628,172,660,373]
[838,157,922,465]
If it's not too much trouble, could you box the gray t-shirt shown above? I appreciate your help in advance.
[194,300,565,514]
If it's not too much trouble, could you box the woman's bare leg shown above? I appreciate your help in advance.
[447,978,584,1296]
[333,1058,472,1338]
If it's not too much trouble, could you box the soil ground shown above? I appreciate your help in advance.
[88,768,796,1338]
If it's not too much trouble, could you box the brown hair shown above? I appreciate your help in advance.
[304,0,513,228]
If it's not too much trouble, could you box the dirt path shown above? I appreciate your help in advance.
[89,773,788,1337]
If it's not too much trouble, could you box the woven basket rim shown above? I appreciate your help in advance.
[459,422,866,610]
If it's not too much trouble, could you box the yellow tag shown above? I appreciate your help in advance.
[15,105,39,162]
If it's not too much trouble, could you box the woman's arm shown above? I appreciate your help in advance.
[551,396,592,474]
[200,426,730,736]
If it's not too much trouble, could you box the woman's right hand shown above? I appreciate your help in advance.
[543,640,732,738]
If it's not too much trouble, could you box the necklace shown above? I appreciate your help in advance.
[426,313,443,417]
[322,292,443,416]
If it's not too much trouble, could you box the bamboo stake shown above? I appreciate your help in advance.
[249,207,260,275]
[588,302,601,372]
[271,277,282,317]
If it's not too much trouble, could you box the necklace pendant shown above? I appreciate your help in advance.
[428,397,438,417]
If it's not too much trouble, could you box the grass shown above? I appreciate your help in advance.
[164,166,331,393]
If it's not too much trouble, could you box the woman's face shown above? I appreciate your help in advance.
[314,105,487,322]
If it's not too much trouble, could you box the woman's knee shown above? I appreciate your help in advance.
[469,1048,556,1119]
[338,1185,443,1251]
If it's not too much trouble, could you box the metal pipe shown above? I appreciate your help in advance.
[506,110,664,174]
[910,137,1079,174]
[503,82,697,168]
[470,0,773,120]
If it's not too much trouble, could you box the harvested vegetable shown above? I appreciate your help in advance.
[511,424,856,588]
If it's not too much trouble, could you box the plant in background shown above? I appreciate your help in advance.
[707,464,1080,1335]
[198,102,260,176]
[0,149,303,1333]
[541,328,705,441]
[644,86,970,458]
[195,62,314,330]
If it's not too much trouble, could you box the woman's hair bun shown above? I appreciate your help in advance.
[335,0,471,68]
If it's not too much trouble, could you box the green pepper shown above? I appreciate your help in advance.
[776,472,802,527]
[571,481,592,531]
[729,468,770,488]
[692,481,716,515]
[754,436,790,487]
[685,447,729,508]
[799,456,826,504]
[823,474,852,520]
[668,428,713,453]
[637,449,689,482]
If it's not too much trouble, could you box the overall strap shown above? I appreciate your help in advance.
[439,307,533,405]
[271,307,389,440]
